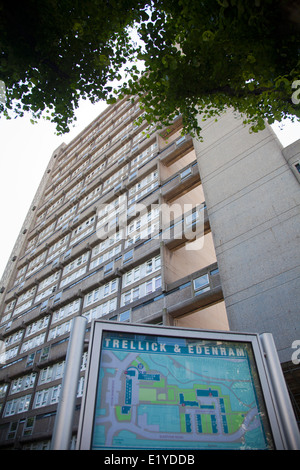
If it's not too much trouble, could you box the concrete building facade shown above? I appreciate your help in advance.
[0,98,299,449]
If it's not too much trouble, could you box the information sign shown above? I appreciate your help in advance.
[77,322,290,450]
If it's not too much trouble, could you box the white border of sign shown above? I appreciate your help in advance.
[77,321,298,450]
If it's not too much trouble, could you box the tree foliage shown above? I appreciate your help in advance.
[0,0,146,133]
[1,0,299,136]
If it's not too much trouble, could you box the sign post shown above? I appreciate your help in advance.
[51,315,87,450]
[260,333,300,450]
[77,321,300,450]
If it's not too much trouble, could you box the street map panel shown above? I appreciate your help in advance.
[91,332,274,450]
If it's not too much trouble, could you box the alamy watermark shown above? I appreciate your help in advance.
[95,197,206,251]
[291,80,300,105]
[0,80,6,105]
[291,340,300,365]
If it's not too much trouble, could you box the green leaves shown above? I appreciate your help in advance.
[0,0,299,136]
[0,0,148,134]
[202,31,215,42]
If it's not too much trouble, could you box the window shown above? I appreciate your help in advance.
[63,253,88,275]
[21,333,46,353]
[60,265,87,287]
[193,274,210,295]
[123,250,133,263]
[47,234,70,262]
[121,275,162,307]
[48,320,71,341]
[128,170,159,205]
[34,385,61,409]
[35,284,58,303]
[53,291,62,304]
[77,376,85,397]
[146,259,153,274]
[70,216,96,244]
[295,163,300,173]
[26,352,36,368]
[84,279,118,307]
[155,276,162,290]
[83,298,117,322]
[10,373,36,394]
[51,385,60,404]
[124,292,131,305]
[4,329,23,347]
[104,261,114,275]
[56,204,78,229]
[23,417,35,436]
[125,208,159,247]
[123,255,161,287]
[4,394,31,416]
[210,267,219,276]
[180,167,192,180]
[0,384,8,399]
[40,346,50,363]
[4,299,16,313]
[7,421,19,439]
[25,316,50,337]
[132,287,139,301]
[91,234,122,267]
[26,251,47,278]
[39,361,65,385]
[119,310,131,322]
[176,135,186,146]
[81,351,88,371]
[16,286,36,305]
[146,280,153,294]
[52,299,80,323]
[0,346,18,364]
[129,171,137,181]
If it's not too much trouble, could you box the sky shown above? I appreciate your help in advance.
[0,101,299,280]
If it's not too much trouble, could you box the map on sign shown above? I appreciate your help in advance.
[91,332,274,450]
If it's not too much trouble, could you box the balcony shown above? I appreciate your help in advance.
[160,161,200,202]
[130,262,223,324]
[159,135,194,166]
[162,203,210,250]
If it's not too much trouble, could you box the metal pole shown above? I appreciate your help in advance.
[51,315,87,450]
[260,333,300,450]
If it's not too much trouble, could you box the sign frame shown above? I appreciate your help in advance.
[77,321,291,450]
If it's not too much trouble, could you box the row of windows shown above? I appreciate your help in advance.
[122,255,161,287]
[1,353,88,414]
[3,269,214,349]
[19,187,161,291]
[40,115,153,227]
[121,275,162,306]
[12,216,96,290]
[128,171,159,206]
[36,129,158,240]
[4,218,162,323]
[3,377,85,417]
[1,258,162,361]
[0,270,216,409]
[45,101,139,197]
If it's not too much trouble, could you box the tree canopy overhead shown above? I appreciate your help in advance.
[0,0,299,135]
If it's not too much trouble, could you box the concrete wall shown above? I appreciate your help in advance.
[174,301,229,331]
[163,233,217,284]
[193,109,300,363]
[282,139,300,184]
